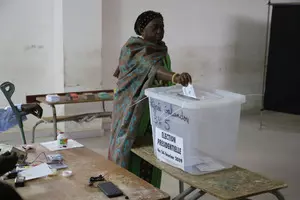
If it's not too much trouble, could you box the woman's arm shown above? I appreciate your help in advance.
[156,66,192,86]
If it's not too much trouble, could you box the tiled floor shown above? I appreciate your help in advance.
[4,112,300,199]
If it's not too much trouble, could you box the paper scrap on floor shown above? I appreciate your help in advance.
[182,84,196,98]
[196,157,226,172]
[40,139,84,151]
[19,163,53,181]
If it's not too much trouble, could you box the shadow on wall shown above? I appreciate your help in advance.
[173,16,266,111]
[102,0,122,112]
[224,16,266,92]
[102,0,122,90]
[224,16,266,111]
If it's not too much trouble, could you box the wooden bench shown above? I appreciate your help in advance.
[26,90,114,143]
[31,111,112,143]
[131,139,287,200]
[26,89,114,104]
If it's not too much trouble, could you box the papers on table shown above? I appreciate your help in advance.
[40,139,84,151]
[182,84,196,98]
[19,163,53,181]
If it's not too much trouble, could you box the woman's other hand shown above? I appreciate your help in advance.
[174,73,192,87]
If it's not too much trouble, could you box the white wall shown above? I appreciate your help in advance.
[0,0,58,133]
[52,0,65,95]
[63,0,103,133]
[102,0,269,110]
[1,0,298,140]
[0,0,103,138]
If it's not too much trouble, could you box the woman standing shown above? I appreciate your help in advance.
[108,10,192,188]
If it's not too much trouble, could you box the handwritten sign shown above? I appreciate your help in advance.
[150,99,190,132]
[155,127,184,170]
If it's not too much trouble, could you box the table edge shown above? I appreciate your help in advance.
[131,146,288,200]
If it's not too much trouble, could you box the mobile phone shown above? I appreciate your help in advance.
[98,182,123,198]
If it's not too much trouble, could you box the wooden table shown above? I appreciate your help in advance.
[35,92,114,142]
[132,144,287,200]
[13,144,169,200]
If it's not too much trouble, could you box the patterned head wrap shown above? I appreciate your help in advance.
[134,10,163,36]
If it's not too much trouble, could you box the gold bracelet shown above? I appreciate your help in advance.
[172,73,178,84]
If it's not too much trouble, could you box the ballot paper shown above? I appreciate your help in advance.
[19,163,53,181]
[195,157,226,172]
[40,139,84,151]
[182,84,197,98]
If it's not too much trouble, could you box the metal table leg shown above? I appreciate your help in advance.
[51,105,58,140]
[102,101,106,112]
[189,191,206,200]
[271,190,285,200]
[32,120,44,143]
[179,181,184,193]
[173,187,195,200]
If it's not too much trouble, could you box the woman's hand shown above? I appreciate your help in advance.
[174,73,192,87]
[155,67,192,86]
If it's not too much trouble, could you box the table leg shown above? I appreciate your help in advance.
[189,191,206,200]
[271,190,285,200]
[102,101,106,112]
[51,105,58,140]
[179,181,184,193]
[32,120,44,143]
[173,187,195,200]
